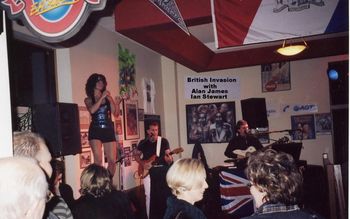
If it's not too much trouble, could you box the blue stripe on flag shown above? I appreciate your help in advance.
[326,0,348,33]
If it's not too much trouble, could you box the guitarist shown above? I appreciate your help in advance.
[135,121,173,219]
[224,120,263,163]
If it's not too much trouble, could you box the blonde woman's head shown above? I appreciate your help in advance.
[166,158,208,204]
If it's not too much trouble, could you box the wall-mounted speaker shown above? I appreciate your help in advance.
[32,103,81,157]
[241,98,268,129]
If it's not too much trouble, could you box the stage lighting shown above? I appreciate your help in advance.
[328,69,339,81]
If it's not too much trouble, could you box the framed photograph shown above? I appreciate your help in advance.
[144,114,161,136]
[131,141,138,161]
[80,130,89,148]
[123,100,139,140]
[80,149,92,169]
[79,106,90,130]
[185,102,236,144]
[123,147,132,167]
[261,62,291,92]
[138,108,145,121]
[115,118,123,136]
[315,113,332,135]
[291,114,316,140]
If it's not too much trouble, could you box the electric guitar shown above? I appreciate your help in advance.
[137,147,184,178]
[233,137,289,158]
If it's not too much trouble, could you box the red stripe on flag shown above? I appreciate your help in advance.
[220,186,250,197]
[213,0,262,48]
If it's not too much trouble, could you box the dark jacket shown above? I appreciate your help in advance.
[72,190,134,219]
[242,202,325,219]
[163,195,207,219]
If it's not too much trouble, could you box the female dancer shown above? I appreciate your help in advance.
[85,73,121,177]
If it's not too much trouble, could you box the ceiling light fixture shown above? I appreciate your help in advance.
[276,39,308,56]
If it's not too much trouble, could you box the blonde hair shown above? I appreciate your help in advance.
[80,164,112,198]
[13,131,44,157]
[166,158,206,196]
[0,157,48,219]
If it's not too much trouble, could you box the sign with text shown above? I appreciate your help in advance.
[1,0,106,42]
[185,76,240,100]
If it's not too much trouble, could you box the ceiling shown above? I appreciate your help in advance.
[98,0,348,72]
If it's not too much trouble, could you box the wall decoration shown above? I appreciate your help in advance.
[144,114,161,136]
[118,44,138,100]
[123,100,139,140]
[115,118,123,136]
[142,78,156,114]
[80,149,92,169]
[0,0,107,43]
[185,76,240,100]
[291,114,316,140]
[80,131,89,148]
[281,103,318,114]
[261,62,291,92]
[123,147,132,167]
[138,109,145,121]
[131,141,138,161]
[79,106,90,130]
[315,113,332,135]
[186,102,236,144]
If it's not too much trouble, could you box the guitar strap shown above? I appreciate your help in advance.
[156,136,162,157]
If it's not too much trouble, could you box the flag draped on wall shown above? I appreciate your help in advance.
[211,0,348,49]
[220,169,255,217]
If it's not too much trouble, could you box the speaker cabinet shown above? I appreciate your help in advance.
[32,103,81,157]
[241,98,268,129]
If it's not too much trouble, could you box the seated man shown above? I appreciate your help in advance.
[224,120,262,160]
[0,157,48,219]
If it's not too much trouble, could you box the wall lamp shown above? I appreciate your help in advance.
[276,39,308,56]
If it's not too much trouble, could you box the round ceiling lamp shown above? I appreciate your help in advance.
[276,39,308,56]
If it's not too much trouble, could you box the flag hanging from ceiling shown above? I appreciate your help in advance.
[220,169,255,217]
[211,0,348,49]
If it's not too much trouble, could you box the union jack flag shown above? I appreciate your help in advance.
[220,169,255,217]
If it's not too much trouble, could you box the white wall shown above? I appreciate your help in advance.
[0,11,13,158]
[168,55,348,168]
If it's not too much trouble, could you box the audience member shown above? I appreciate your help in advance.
[164,158,208,219]
[0,157,48,219]
[13,131,73,219]
[72,164,135,219]
[47,159,74,219]
[13,131,53,177]
[243,149,325,219]
[50,159,75,209]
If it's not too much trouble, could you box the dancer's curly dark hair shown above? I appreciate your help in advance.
[85,73,107,103]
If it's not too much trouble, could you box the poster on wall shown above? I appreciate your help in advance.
[291,114,316,140]
[79,106,90,130]
[142,78,156,114]
[80,149,92,169]
[123,100,139,140]
[315,113,332,135]
[261,62,291,92]
[186,102,236,144]
[123,147,132,167]
[80,131,89,148]
[144,114,161,136]
[118,44,138,100]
